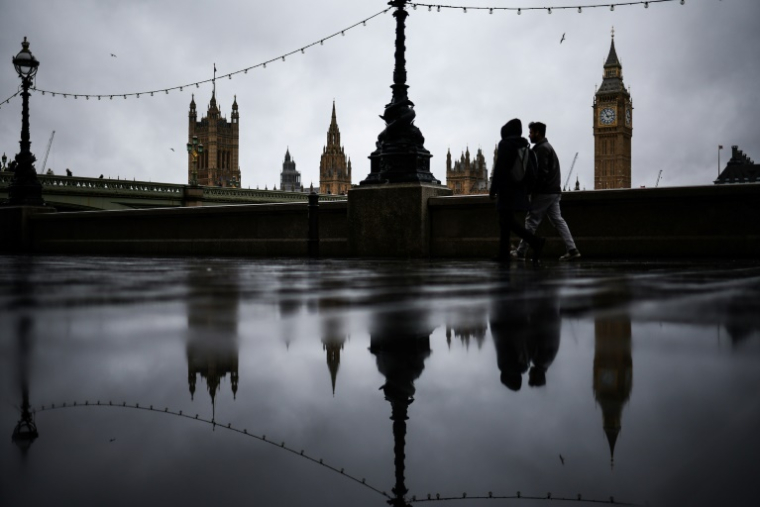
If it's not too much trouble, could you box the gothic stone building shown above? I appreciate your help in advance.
[594,32,633,190]
[446,147,489,195]
[715,146,759,184]
[188,90,241,187]
[319,102,352,195]
[280,148,303,192]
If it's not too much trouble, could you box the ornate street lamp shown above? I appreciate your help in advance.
[361,0,438,185]
[1,153,7,171]
[6,37,44,205]
[186,135,203,186]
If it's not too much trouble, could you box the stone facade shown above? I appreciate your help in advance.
[188,90,241,188]
[715,146,759,184]
[594,32,633,189]
[280,148,303,192]
[445,147,489,195]
[320,102,352,195]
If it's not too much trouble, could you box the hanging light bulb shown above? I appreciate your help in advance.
[63,94,67,98]
[610,5,615,11]
[428,6,431,11]
[137,93,140,98]
[165,90,168,94]
[489,8,493,14]
[74,95,77,99]
[52,93,55,97]
[578,7,582,12]
[680,0,685,4]
[41,91,45,95]
[644,2,649,7]
[150,92,154,96]
[437,6,440,12]
[109,95,113,100]
[123,95,127,99]
[518,8,521,15]
[463,7,467,13]
[180,86,183,91]
[320,40,324,45]
[86,95,89,100]
[413,4,417,9]
[548,8,552,14]
[196,83,199,88]
[97,96,101,100]
[263,62,266,68]
[282,56,285,62]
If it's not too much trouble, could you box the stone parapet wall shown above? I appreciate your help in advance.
[429,184,760,258]
[2,183,758,258]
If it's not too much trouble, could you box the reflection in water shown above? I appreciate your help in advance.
[12,316,38,455]
[321,310,348,396]
[445,306,487,350]
[186,266,240,422]
[490,289,561,390]
[593,317,633,469]
[369,310,433,507]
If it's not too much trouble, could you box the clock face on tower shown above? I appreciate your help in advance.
[625,108,632,126]
[600,107,616,125]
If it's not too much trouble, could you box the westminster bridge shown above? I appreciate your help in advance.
[0,171,344,212]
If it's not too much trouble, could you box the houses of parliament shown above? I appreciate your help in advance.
[188,33,631,195]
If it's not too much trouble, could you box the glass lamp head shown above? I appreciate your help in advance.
[13,37,39,79]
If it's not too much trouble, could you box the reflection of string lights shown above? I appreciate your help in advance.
[33,400,390,499]
[25,8,391,102]
[410,0,684,13]
[33,399,640,506]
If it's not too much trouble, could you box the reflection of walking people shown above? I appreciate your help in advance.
[513,122,581,261]
[491,289,561,390]
[489,119,545,263]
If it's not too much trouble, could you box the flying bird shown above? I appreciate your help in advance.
[109,438,116,443]
[110,53,117,58]
[170,148,175,152]
[560,33,566,44]
[559,454,565,465]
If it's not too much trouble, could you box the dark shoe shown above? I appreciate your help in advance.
[532,237,546,264]
[559,249,581,261]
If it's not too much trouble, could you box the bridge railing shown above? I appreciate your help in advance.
[0,171,184,195]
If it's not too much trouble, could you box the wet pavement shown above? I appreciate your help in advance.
[2,256,760,507]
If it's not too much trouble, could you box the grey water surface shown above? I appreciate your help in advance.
[2,256,759,507]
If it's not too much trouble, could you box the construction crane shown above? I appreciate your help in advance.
[40,130,55,174]
[655,169,663,188]
[563,152,579,191]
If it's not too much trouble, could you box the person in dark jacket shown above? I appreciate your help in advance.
[489,119,545,263]
[513,122,580,261]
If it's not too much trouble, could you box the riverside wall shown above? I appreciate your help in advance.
[1,183,758,258]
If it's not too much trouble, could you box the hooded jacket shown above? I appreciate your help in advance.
[490,119,531,211]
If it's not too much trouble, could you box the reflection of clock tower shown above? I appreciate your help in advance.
[593,317,633,469]
[594,29,633,189]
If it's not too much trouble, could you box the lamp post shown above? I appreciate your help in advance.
[1,153,7,171]
[360,0,438,185]
[6,37,44,206]
[186,135,203,186]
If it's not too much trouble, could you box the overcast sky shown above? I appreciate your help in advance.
[1,0,758,191]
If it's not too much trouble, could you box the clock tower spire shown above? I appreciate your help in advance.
[593,28,633,189]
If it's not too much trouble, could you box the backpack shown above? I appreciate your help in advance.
[510,147,538,188]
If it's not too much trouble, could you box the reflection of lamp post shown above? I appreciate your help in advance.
[186,135,203,186]
[12,317,38,455]
[361,0,437,185]
[6,37,44,206]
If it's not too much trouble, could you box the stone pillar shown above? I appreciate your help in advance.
[348,182,452,258]
[182,186,203,207]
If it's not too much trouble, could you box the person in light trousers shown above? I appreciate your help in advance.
[513,122,581,261]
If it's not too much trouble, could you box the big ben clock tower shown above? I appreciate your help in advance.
[594,28,632,189]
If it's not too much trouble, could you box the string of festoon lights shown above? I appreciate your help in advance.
[0,90,21,108]
[408,0,684,14]
[15,7,390,104]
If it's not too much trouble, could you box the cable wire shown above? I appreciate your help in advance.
[29,8,391,101]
